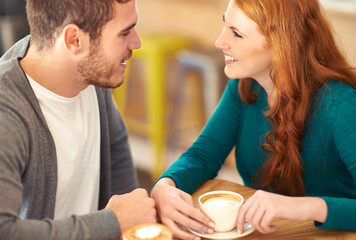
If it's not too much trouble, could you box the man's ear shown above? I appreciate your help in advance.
[61,24,89,55]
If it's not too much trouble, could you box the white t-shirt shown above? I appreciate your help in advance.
[27,76,101,219]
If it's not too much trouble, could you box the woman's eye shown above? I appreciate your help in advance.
[233,31,243,38]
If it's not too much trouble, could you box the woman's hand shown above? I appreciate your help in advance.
[237,190,327,234]
[151,178,215,240]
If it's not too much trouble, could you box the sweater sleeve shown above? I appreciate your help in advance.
[316,85,356,230]
[157,79,243,194]
[106,89,137,195]
[0,103,121,240]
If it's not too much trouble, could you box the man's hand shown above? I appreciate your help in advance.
[105,188,157,233]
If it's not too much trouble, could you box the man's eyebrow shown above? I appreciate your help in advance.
[120,23,137,34]
[223,14,225,22]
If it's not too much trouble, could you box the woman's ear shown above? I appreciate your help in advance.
[61,24,89,55]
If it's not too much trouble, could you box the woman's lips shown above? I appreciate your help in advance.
[224,54,238,64]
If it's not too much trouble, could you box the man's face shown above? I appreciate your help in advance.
[77,0,141,88]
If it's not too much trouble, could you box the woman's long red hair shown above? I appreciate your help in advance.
[235,0,356,196]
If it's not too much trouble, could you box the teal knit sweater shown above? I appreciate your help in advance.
[159,79,356,231]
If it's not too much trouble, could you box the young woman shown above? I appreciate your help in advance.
[151,0,356,239]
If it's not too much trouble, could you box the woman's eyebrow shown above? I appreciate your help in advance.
[222,14,245,36]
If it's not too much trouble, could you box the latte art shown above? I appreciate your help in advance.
[203,197,239,208]
[123,223,172,240]
[201,193,242,209]
[135,225,162,238]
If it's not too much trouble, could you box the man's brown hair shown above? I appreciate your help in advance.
[26,0,130,51]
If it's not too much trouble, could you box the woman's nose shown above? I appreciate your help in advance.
[215,30,227,50]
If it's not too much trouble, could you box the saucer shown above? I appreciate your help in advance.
[188,223,254,240]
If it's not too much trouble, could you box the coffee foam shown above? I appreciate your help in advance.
[135,225,162,238]
[201,193,241,209]
[123,223,172,240]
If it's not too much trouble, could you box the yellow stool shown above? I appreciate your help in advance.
[112,34,190,180]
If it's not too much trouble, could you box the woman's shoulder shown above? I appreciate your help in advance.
[315,80,356,117]
[317,80,356,103]
[324,80,354,92]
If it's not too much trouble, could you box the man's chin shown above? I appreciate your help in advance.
[90,77,124,89]
[108,74,125,89]
[112,77,125,88]
[112,81,124,89]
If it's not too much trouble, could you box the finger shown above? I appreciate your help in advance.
[159,198,212,235]
[237,203,247,234]
[245,198,260,222]
[184,206,215,229]
[163,218,201,240]
[238,195,259,232]
[176,194,215,230]
[174,208,214,234]
[260,210,278,233]
[249,207,267,234]
[237,195,256,234]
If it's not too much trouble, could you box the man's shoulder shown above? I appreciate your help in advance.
[0,38,37,125]
[0,36,30,63]
[1,36,30,85]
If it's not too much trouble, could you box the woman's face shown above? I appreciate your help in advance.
[215,0,272,84]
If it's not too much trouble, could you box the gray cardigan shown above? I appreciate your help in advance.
[0,36,138,240]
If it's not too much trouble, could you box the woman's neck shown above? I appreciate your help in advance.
[256,77,275,107]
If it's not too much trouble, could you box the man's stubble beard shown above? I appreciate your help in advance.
[77,41,122,89]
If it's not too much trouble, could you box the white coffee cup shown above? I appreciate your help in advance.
[199,190,244,232]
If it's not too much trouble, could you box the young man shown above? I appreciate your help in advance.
[0,0,156,239]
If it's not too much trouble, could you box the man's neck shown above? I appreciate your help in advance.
[20,44,88,98]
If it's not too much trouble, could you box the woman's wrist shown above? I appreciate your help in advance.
[304,197,328,223]
[157,177,177,187]
[151,177,177,198]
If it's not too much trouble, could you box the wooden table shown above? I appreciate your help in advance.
[190,179,356,240]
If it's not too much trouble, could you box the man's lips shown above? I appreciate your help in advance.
[121,52,132,64]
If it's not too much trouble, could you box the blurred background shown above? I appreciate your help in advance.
[0,0,28,55]
[1,0,356,191]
